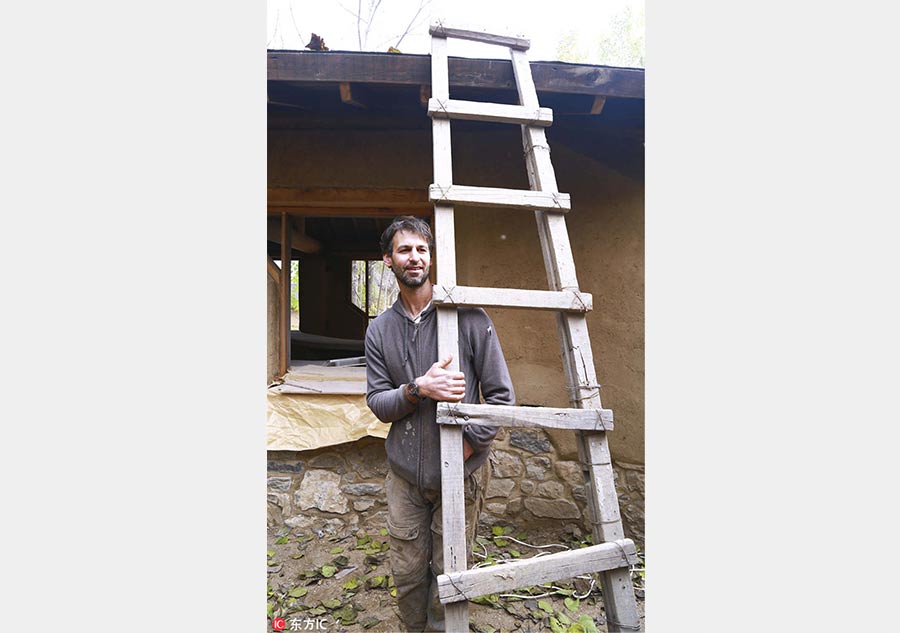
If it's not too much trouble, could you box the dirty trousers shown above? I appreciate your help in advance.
[385,461,490,632]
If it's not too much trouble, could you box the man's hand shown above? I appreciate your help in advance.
[417,354,466,402]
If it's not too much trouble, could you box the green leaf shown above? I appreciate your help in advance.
[509,549,521,558]
[334,605,357,624]
[367,575,385,588]
[491,526,505,536]
[558,612,573,625]
[564,597,580,613]
[380,528,388,536]
[341,578,360,590]
[288,587,308,598]
[267,603,274,618]
[568,624,585,633]
[274,536,289,544]
[381,541,390,551]
[390,588,397,597]
[307,606,327,616]
[322,598,342,609]
[549,616,566,633]
[361,617,381,629]
[356,536,370,548]
[493,537,509,547]
[291,553,304,559]
[538,600,554,614]
[329,546,344,554]
[575,615,598,633]
[332,555,350,567]
[516,532,528,540]
[320,565,338,578]
[266,549,275,558]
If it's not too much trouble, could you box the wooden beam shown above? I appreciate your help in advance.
[429,22,530,51]
[429,184,570,212]
[419,84,431,108]
[271,380,366,395]
[339,82,368,108]
[432,284,591,312]
[268,187,428,208]
[268,51,645,99]
[266,217,322,253]
[267,207,430,218]
[591,95,606,115]
[267,256,281,284]
[279,214,292,376]
[428,98,552,126]
[437,539,638,603]
[436,402,613,431]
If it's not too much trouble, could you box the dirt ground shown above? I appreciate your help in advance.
[267,521,645,633]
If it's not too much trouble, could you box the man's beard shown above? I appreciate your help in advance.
[392,263,430,288]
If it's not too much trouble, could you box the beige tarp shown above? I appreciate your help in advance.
[266,364,390,451]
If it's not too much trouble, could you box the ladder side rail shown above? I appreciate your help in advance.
[511,47,642,632]
[431,31,470,633]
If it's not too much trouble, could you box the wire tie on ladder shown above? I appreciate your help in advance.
[433,185,452,204]
[567,288,588,312]
[523,143,549,158]
[435,97,451,117]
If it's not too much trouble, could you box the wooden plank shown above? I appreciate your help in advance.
[428,98,552,126]
[266,217,322,253]
[432,32,469,633]
[268,187,428,208]
[512,46,641,633]
[339,81,366,108]
[429,22,529,50]
[432,284,591,312]
[267,256,281,285]
[436,402,612,431]
[267,206,431,218]
[279,214,292,376]
[429,184,570,212]
[267,51,645,99]
[591,95,607,115]
[437,539,637,603]
[271,380,366,395]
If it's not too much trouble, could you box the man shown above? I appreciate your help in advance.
[365,216,515,632]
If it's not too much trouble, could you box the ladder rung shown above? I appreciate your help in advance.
[429,185,570,212]
[429,23,530,50]
[433,284,590,312]
[437,539,638,604]
[428,98,552,126]
[437,402,612,432]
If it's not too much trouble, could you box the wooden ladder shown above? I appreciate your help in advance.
[427,22,642,632]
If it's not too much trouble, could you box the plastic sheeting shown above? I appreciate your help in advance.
[266,364,390,451]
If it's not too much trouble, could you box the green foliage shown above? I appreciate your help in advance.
[555,6,645,68]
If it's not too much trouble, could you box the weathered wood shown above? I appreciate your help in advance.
[428,98,552,126]
[591,95,607,115]
[432,32,469,633]
[266,217,322,253]
[267,256,281,285]
[267,206,431,218]
[436,402,612,431]
[513,46,642,632]
[279,214,292,376]
[432,284,591,312]
[271,380,366,395]
[338,82,367,108]
[268,187,428,208]
[429,22,530,50]
[429,184,570,212]
[437,539,637,603]
[267,51,645,99]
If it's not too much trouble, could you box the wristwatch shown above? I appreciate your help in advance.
[406,380,422,402]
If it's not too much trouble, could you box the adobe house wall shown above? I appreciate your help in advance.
[267,124,644,542]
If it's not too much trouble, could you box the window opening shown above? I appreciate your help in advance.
[351,260,398,322]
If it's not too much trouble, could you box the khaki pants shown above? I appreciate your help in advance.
[385,461,490,632]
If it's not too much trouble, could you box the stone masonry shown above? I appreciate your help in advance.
[268,432,645,547]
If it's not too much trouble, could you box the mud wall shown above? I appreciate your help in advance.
[267,122,644,535]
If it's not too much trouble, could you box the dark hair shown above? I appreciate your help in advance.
[380,216,435,255]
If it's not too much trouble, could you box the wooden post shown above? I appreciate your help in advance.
[279,212,292,376]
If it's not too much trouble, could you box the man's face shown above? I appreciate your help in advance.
[384,230,431,288]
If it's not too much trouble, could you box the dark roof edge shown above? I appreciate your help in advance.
[267,50,644,99]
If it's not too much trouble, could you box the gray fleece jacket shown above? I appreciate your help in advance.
[365,298,515,491]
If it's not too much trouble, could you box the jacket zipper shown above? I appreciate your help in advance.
[414,321,424,491]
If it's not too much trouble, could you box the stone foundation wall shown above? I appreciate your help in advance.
[268,433,644,546]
